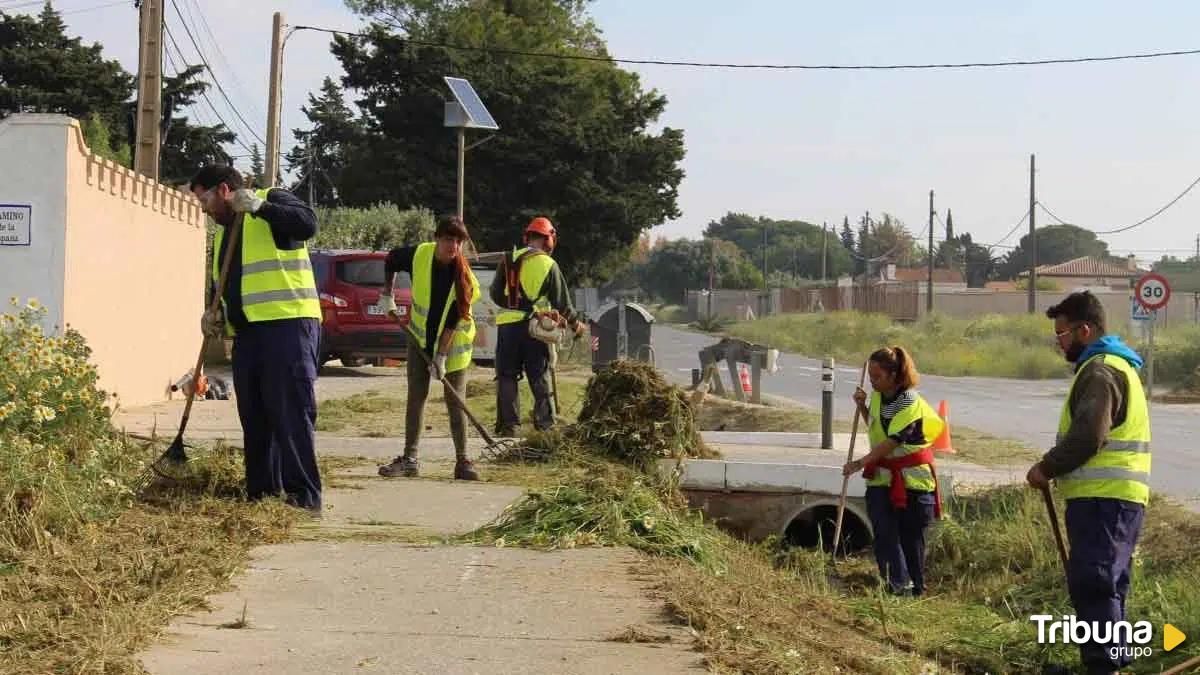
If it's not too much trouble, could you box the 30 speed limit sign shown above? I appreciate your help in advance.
[1135,273,1171,311]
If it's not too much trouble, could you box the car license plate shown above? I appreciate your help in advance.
[366,304,385,316]
[396,305,407,316]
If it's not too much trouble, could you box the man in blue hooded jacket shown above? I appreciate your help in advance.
[1027,290,1151,675]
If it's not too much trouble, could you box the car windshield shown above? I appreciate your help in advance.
[335,259,411,289]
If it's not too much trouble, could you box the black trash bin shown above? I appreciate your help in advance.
[589,302,654,372]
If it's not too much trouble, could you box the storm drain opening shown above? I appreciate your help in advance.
[784,505,871,553]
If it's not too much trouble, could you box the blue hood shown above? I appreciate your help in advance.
[1076,335,1144,371]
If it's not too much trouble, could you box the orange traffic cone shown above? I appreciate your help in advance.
[932,399,956,454]
[738,362,753,394]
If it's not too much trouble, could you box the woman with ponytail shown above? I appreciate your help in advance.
[843,346,945,596]
[374,216,482,481]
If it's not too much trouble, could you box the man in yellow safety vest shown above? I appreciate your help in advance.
[190,165,323,515]
[490,217,584,436]
[1027,291,1151,675]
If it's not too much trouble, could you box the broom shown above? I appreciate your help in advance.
[139,212,244,488]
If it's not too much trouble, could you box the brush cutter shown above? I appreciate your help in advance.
[832,360,870,558]
[399,321,516,460]
[137,213,244,489]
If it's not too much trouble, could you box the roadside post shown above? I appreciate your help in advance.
[821,358,835,449]
[1134,272,1171,404]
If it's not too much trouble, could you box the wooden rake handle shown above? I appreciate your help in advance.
[832,360,869,557]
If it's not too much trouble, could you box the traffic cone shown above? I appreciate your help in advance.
[738,362,753,394]
[932,399,955,453]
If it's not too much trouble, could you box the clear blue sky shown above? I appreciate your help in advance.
[17,0,1200,262]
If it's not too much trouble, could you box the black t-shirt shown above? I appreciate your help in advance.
[384,246,461,356]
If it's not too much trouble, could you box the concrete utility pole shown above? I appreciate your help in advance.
[134,0,164,180]
[1028,154,1037,313]
[927,190,934,313]
[264,12,285,187]
[821,221,828,282]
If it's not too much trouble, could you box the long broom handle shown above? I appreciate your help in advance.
[400,321,499,447]
[178,212,244,433]
[832,361,870,557]
[1041,484,1070,578]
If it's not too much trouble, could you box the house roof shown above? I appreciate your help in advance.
[891,267,965,284]
[1021,256,1142,278]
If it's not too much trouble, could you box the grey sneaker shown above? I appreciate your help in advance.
[379,455,419,478]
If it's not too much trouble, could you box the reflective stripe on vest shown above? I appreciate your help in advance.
[1055,353,1151,505]
[496,246,556,325]
[408,242,480,373]
[865,390,944,492]
[212,187,321,331]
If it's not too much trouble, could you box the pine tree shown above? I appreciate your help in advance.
[248,144,265,188]
[286,76,363,207]
[840,215,855,251]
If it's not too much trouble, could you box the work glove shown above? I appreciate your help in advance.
[230,188,265,214]
[374,293,398,318]
[201,309,225,338]
[429,353,448,381]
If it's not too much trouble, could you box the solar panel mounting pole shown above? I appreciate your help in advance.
[457,127,466,222]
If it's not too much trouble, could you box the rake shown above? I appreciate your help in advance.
[137,213,244,490]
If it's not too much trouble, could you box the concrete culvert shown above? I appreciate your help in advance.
[784,504,871,553]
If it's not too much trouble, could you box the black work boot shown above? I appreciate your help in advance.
[454,458,481,481]
[379,455,419,478]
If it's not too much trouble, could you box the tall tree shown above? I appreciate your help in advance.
[996,224,1111,280]
[0,3,134,158]
[330,0,685,283]
[840,215,854,252]
[286,76,364,206]
[145,64,236,185]
[703,212,851,280]
[248,144,265,188]
[637,238,762,302]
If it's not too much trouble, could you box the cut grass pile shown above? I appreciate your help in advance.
[0,302,299,673]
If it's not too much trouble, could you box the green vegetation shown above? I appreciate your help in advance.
[0,300,297,673]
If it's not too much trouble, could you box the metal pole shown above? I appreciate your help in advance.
[1028,154,1037,313]
[821,358,835,449]
[1147,314,1156,405]
[617,296,627,360]
[264,12,285,186]
[927,190,934,314]
[456,127,466,222]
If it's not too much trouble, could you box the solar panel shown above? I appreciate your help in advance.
[443,77,500,131]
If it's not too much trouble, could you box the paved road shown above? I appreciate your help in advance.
[652,325,1200,506]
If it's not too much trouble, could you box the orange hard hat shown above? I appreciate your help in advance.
[525,216,556,251]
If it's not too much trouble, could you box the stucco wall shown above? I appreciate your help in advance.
[0,114,205,407]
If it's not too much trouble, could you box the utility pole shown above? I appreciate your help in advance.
[264,12,285,187]
[927,190,934,313]
[1194,234,1199,324]
[1028,154,1037,313]
[821,221,828,282]
[134,0,164,180]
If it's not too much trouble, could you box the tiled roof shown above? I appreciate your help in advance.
[1025,256,1140,278]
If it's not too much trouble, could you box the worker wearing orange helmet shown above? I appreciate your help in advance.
[490,216,585,436]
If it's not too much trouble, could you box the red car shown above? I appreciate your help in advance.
[311,249,412,369]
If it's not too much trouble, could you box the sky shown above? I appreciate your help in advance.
[8,0,1200,264]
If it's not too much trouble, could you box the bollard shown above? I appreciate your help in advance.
[821,357,835,450]
[691,368,700,387]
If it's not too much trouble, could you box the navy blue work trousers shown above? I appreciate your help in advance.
[866,486,936,595]
[495,322,553,431]
[1064,497,1145,674]
[231,318,322,510]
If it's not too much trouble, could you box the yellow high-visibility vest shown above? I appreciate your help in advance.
[865,390,944,492]
[409,242,479,373]
[496,246,556,325]
[211,188,321,335]
[1055,354,1151,505]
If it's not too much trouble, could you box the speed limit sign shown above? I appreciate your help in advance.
[1135,273,1171,311]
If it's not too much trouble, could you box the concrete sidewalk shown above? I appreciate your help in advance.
[127,368,706,674]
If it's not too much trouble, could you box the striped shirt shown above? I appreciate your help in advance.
[878,389,926,446]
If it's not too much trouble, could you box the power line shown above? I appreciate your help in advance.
[982,210,1030,250]
[168,0,265,145]
[0,0,128,14]
[1033,171,1200,235]
[290,24,1200,71]
[163,20,256,156]
[182,0,266,122]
